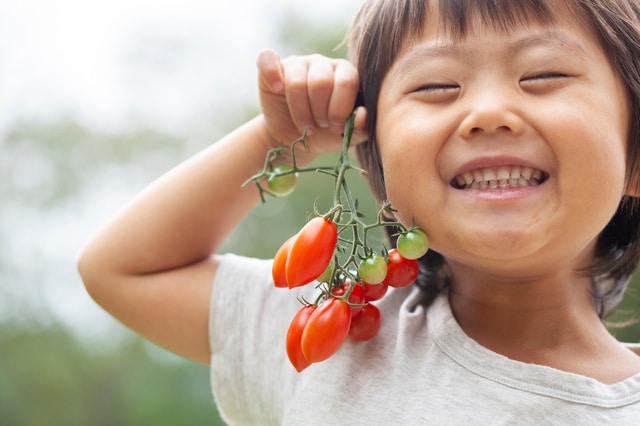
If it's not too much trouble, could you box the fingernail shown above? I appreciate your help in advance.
[317,120,329,129]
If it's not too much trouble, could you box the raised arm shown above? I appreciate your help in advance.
[76,49,365,364]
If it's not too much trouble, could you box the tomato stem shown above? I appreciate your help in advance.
[251,111,416,301]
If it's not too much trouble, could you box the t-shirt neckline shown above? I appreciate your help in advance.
[428,292,640,408]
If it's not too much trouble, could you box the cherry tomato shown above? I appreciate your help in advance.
[286,217,337,288]
[348,303,381,342]
[357,253,387,285]
[301,298,351,363]
[384,248,419,288]
[396,228,429,260]
[286,305,316,372]
[272,235,296,288]
[331,281,366,317]
[363,281,388,302]
[267,165,298,196]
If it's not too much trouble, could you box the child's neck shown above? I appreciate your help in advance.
[447,265,640,384]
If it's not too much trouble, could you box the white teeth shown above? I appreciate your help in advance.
[454,166,545,190]
[532,169,543,180]
[496,167,510,180]
[463,172,474,185]
[484,169,497,181]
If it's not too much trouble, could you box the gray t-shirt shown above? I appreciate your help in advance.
[209,254,640,425]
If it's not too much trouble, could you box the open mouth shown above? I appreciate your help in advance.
[451,166,549,190]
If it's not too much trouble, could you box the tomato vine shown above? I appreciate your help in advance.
[244,112,429,371]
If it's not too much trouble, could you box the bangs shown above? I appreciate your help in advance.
[437,0,557,38]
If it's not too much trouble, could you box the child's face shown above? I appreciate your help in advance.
[376,4,631,278]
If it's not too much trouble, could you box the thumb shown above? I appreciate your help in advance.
[256,49,285,94]
[350,106,369,146]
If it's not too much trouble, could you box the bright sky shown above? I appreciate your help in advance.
[0,0,360,134]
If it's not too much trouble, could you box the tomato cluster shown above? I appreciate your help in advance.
[274,224,426,372]
[248,113,430,372]
[285,285,382,372]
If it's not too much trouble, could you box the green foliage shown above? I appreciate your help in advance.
[1,118,185,208]
[277,12,350,58]
[0,323,225,425]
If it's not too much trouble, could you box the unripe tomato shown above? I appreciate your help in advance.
[396,229,429,260]
[267,165,298,196]
[357,253,387,285]
[348,303,381,342]
[384,248,419,288]
[286,217,337,288]
[301,298,351,363]
[316,259,335,283]
[286,305,316,372]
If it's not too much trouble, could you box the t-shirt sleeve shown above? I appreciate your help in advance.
[208,253,310,425]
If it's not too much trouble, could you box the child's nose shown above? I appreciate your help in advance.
[457,87,525,139]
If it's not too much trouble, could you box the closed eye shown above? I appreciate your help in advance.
[521,72,569,84]
[417,83,460,93]
[520,73,569,92]
[412,83,460,103]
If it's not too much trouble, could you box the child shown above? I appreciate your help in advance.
[78,0,640,423]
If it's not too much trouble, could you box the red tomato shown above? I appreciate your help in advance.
[286,217,337,288]
[348,303,381,342]
[301,298,351,363]
[331,281,366,317]
[272,235,296,288]
[363,281,388,302]
[286,305,316,372]
[384,248,419,288]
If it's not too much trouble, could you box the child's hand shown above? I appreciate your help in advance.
[257,49,367,164]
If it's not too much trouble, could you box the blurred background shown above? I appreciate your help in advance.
[1,0,639,424]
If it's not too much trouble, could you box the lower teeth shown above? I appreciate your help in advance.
[466,178,540,190]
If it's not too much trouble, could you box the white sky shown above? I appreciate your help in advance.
[0,0,361,134]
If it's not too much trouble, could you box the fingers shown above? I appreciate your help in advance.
[282,56,317,134]
[327,60,360,134]
[259,51,362,136]
[307,59,335,130]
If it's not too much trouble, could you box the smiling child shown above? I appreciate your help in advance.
[78,1,640,424]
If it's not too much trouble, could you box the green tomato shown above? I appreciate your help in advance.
[358,253,387,285]
[396,229,429,260]
[317,259,335,283]
[267,165,298,196]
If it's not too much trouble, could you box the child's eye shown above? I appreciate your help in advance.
[523,72,567,81]
[412,83,460,102]
[520,72,568,85]
[417,83,460,93]
[520,73,569,93]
